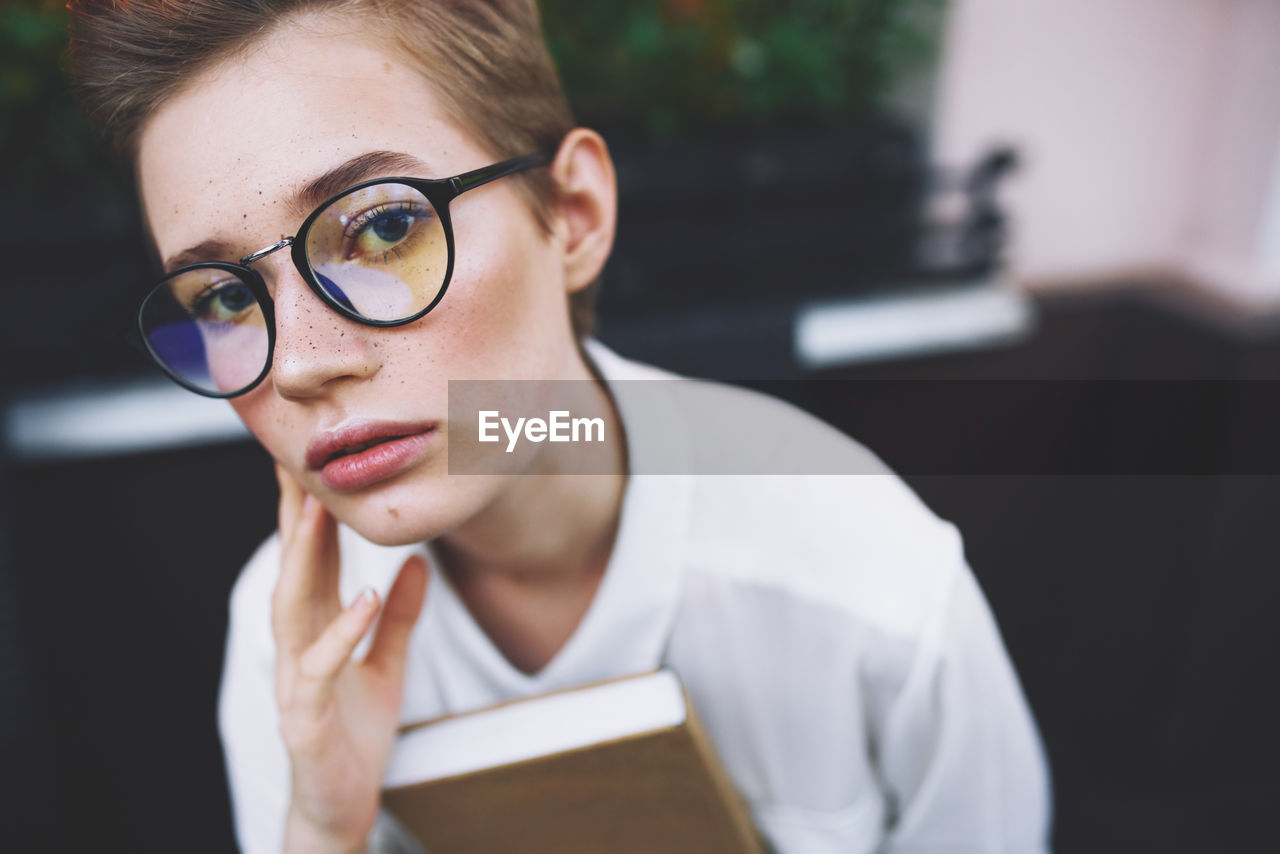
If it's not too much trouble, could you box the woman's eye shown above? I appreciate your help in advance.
[372,212,411,243]
[347,203,428,260]
[194,281,256,323]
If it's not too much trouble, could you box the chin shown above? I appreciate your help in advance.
[332,496,457,548]
[342,514,443,547]
[325,471,503,547]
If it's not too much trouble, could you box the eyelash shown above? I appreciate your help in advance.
[189,280,235,313]
[342,201,432,241]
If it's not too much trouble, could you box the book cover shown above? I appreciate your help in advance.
[382,669,765,853]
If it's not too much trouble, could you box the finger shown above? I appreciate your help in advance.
[364,555,429,675]
[272,494,343,656]
[275,462,305,547]
[293,587,381,706]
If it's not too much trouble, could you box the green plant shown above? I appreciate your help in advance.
[0,0,942,196]
[1,0,120,195]
[542,0,944,139]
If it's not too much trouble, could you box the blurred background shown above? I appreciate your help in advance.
[3,0,1280,850]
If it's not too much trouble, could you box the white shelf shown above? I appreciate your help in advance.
[4,379,249,463]
[793,278,1035,369]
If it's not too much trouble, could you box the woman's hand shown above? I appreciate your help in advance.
[272,464,429,854]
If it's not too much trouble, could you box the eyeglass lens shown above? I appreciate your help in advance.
[305,182,448,322]
[138,182,448,396]
[140,267,271,395]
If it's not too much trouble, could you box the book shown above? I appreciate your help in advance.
[382,669,766,853]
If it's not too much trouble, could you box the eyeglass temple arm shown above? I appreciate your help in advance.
[447,149,554,199]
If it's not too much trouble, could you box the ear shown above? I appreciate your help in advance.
[548,128,617,294]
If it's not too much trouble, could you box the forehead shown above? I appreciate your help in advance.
[136,19,480,259]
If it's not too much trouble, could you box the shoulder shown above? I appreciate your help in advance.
[588,342,964,639]
[586,339,896,476]
[669,383,964,641]
[231,531,281,609]
[687,482,963,639]
[225,532,282,667]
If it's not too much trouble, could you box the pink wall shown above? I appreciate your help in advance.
[932,0,1280,305]
[1185,0,1280,303]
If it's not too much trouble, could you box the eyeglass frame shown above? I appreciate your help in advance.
[137,147,555,399]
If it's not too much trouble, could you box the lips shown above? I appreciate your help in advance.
[306,421,437,492]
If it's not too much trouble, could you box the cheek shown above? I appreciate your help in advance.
[427,201,571,377]
[230,392,295,463]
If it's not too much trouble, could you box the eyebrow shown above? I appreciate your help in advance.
[163,239,238,273]
[162,150,432,273]
[293,150,431,213]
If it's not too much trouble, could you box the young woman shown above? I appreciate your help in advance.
[69,1,1051,852]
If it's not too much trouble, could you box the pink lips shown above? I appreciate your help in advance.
[306,421,437,492]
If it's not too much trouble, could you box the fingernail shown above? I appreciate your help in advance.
[356,588,377,609]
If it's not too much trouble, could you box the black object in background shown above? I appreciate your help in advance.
[6,441,277,853]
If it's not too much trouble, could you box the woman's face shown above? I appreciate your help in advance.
[137,19,588,545]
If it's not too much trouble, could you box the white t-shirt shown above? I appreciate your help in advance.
[218,341,1052,853]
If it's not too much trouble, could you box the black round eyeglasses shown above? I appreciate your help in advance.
[137,149,552,398]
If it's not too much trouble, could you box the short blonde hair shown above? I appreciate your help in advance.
[68,0,597,336]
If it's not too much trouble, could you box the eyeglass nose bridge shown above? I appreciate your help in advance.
[239,236,294,267]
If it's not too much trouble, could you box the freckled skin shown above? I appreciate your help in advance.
[137,19,613,547]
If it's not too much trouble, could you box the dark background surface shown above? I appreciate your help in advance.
[5,285,1280,853]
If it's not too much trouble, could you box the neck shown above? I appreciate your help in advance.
[432,343,628,673]
[432,340,627,588]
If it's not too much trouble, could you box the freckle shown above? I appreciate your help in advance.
[388,508,399,518]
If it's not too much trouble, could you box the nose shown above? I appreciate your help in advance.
[260,256,381,401]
